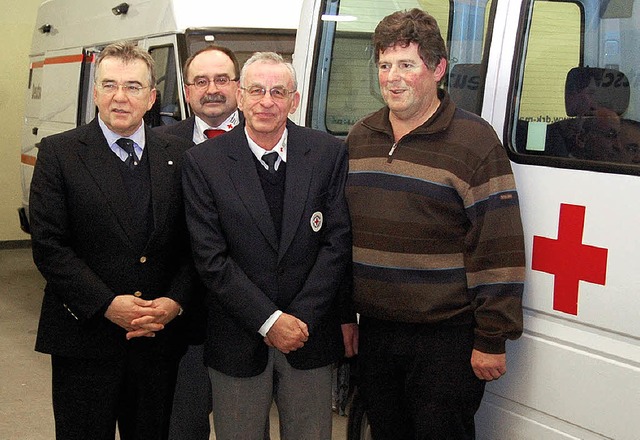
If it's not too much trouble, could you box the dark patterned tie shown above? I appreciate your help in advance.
[204,129,226,139]
[262,152,279,174]
[116,138,137,170]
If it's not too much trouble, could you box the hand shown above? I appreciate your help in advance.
[130,297,181,326]
[471,349,507,381]
[128,297,182,339]
[265,313,309,353]
[341,323,359,358]
[105,295,166,338]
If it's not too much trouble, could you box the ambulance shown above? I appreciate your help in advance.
[18,0,302,233]
[19,0,640,437]
[290,0,640,439]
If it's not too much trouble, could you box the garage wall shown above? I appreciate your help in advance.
[0,0,42,242]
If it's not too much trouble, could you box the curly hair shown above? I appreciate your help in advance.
[373,8,448,70]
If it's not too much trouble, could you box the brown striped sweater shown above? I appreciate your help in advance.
[345,90,525,354]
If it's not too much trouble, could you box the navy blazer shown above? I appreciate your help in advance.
[155,115,196,140]
[30,118,196,359]
[182,120,352,377]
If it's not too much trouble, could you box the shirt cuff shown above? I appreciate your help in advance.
[258,310,283,337]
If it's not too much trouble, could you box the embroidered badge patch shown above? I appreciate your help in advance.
[310,211,323,232]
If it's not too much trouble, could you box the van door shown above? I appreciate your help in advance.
[478,1,640,438]
[39,47,86,137]
[19,55,45,232]
[140,35,186,127]
[19,47,86,231]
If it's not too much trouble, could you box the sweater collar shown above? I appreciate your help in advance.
[362,88,456,137]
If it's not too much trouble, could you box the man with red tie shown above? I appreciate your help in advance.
[157,45,243,143]
[155,45,243,440]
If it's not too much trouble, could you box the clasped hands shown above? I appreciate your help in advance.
[104,295,181,340]
[264,314,360,358]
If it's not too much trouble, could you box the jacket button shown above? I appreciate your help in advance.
[134,291,143,297]
[139,256,147,263]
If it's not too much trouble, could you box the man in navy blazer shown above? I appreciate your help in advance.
[182,52,354,439]
[30,42,195,440]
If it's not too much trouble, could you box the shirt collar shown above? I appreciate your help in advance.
[99,117,145,159]
[99,117,145,148]
[194,110,240,144]
[245,127,288,171]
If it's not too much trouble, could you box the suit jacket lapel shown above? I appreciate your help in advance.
[280,123,313,260]
[76,119,138,246]
[227,130,280,251]
[177,116,196,139]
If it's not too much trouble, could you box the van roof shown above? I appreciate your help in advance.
[31,0,303,54]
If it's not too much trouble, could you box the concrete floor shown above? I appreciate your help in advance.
[0,246,348,439]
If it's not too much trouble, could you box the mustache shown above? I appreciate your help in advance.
[201,94,226,105]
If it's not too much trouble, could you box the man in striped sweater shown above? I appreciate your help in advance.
[345,9,525,440]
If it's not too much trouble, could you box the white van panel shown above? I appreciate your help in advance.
[40,47,84,126]
[476,162,640,440]
[172,0,303,31]
[477,390,608,440]
[478,329,639,439]
[32,0,302,54]
[515,164,640,337]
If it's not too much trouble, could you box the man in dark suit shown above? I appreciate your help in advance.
[182,52,355,439]
[30,42,195,440]
[156,45,243,440]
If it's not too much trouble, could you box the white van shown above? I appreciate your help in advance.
[18,0,302,233]
[291,0,640,439]
[20,0,640,437]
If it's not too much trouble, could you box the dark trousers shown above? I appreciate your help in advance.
[51,347,180,440]
[168,344,212,440]
[358,317,485,440]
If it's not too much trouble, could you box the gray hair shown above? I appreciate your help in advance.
[240,52,297,90]
[95,41,156,88]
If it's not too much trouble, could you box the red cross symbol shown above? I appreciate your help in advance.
[532,203,608,315]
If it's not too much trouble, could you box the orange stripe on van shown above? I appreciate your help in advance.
[44,54,85,65]
[21,154,37,167]
[31,60,45,69]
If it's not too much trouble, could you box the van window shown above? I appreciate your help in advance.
[511,0,640,171]
[78,51,97,126]
[185,31,296,68]
[148,45,181,126]
[308,0,494,135]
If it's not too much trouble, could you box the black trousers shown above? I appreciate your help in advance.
[358,317,485,440]
[168,344,212,440]
[51,345,180,440]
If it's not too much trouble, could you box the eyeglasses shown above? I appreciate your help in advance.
[186,76,238,89]
[96,82,150,97]
[241,86,296,100]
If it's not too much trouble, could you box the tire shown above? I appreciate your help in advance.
[347,389,373,440]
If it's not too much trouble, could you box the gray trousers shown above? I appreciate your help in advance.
[209,348,333,440]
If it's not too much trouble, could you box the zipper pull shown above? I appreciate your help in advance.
[387,142,398,163]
